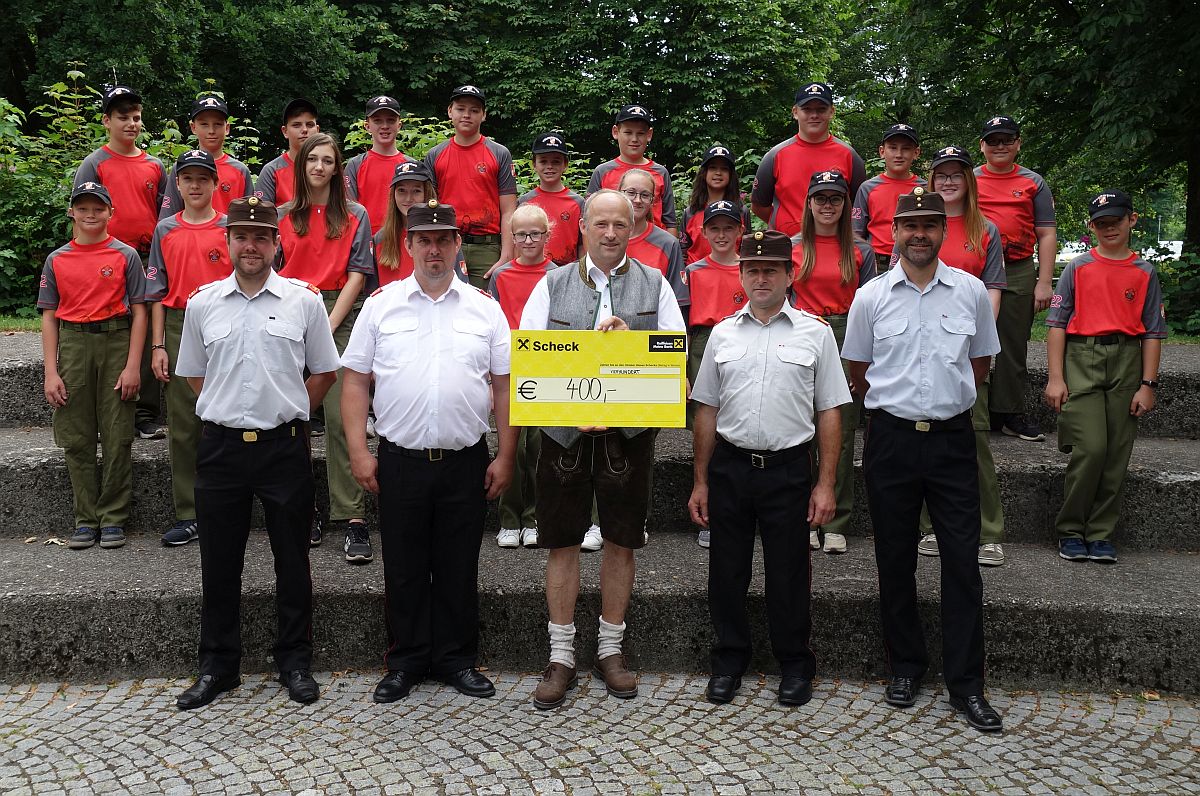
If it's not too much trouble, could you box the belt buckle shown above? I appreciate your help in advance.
[428,448,443,462]
[243,430,258,442]
[914,421,931,432]
[750,453,766,469]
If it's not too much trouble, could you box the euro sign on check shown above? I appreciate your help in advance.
[510,330,687,428]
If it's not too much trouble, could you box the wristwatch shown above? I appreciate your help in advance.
[1140,379,1159,389]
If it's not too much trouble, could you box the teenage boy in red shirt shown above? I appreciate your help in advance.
[346,95,412,234]
[853,124,925,272]
[256,98,320,206]
[519,133,585,266]
[160,94,253,217]
[588,105,676,235]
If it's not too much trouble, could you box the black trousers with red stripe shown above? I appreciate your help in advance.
[195,422,315,676]
[377,438,488,675]
[707,440,815,679]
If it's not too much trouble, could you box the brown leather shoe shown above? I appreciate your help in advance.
[593,654,638,698]
[532,662,578,710]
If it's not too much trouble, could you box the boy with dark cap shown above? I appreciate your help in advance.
[853,124,925,271]
[346,95,412,234]
[587,105,676,235]
[423,85,518,288]
[39,182,150,551]
[256,98,320,206]
[518,133,585,266]
[159,93,254,218]
[1044,190,1166,564]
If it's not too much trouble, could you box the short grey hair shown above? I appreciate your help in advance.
[582,188,634,225]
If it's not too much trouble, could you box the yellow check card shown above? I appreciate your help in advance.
[510,330,687,428]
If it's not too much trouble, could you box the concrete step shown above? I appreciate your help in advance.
[2,426,1197,552]
[0,532,1196,694]
[5,332,1198,437]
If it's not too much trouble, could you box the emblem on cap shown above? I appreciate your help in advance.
[628,106,647,116]
[816,171,836,183]
[754,231,764,240]
[247,196,259,206]
[895,123,911,130]
[987,117,1005,127]
[1095,194,1113,206]
[913,186,925,197]
[458,85,481,95]
[185,149,205,159]
[710,146,729,156]
[81,181,101,190]
[544,135,561,147]
[199,97,221,107]
[370,96,389,105]
[428,199,439,208]
[805,84,823,94]
[109,87,130,96]
[714,200,733,211]
[399,162,417,173]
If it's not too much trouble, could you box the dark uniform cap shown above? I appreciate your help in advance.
[1088,189,1134,220]
[407,200,459,232]
[282,97,318,124]
[930,145,973,171]
[614,104,654,125]
[737,229,792,262]
[893,186,946,218]
[175,148,218,175]
[980,115,1020,139]
[190,93,229,120]
[449,85,486,107]
[882,123,919,145]
[365,95,402,117]
[703,200,742,226]
[532,133,569,157]
[794,82,833,107]
[71,181,113,206]
[389,160,432,187]
[101,85,141,114]
[807,169,850,196]
[226,196,279,230]
[700,144,735,169]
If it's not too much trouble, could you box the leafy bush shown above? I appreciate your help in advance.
[1158,253,1200,336]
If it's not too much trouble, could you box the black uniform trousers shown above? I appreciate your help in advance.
[708,438,816,679]
[377,437,489,675]
[863,410,985,697]
[195,420,315,676]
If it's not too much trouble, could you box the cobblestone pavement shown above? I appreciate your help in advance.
[0,672,1196,795]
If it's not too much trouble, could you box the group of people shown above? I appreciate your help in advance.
[37,79,1165,731]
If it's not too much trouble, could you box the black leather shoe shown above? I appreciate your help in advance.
[778,676,813,706]
[279,669,319,704]
[439,667,496,698]
[176,673,240,710]
[373,671,422,703]
[950,694,1004,732]
[885,676,920,707]
[705,674,741,704]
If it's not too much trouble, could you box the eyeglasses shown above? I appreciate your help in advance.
[622,189,655,202]
[514,231,545,242]
[932,172,966,185]
[983,136,1018,146]
[810,194,845,206]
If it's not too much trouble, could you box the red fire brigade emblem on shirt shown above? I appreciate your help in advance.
[476,162,487,174]
[560,211,570,221]
[220,182,232,193]
[100,266,114,277]
[733,290,746,305]
[208,248,222,262]
[1124,288,1136,302]
[1012,190,1024,198]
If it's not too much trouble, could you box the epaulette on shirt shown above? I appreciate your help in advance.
[288,277,321,294]
[370,280,400,298]
[188,282,218,299]
[475,287,495,300]
[800,309,830,326]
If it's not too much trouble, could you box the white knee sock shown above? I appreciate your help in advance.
[597,617,626,660]
[548,622,576,668]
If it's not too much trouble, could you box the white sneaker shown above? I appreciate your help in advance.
[809,530,820,550]
[822,532,847,554]
[496,528,520,548]
[521,527,539,548]
[581,524,603,552]
[978,542,1005,567]
[917,534,939,557]
[697,529,711,548]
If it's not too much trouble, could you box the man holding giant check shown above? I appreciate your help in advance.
[518,188,686,710]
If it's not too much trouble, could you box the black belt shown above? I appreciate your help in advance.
[203,419,304,442]
[461,233,500,244]
[1067,333,1136,345]
[380,436,484,461]
[871,409,971,432]
[60,317,131,333]
[717,437,809,469]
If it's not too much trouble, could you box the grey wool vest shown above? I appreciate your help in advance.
[540,258,663,448]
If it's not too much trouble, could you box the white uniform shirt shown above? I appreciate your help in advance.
[341,276,510,450]
[176,269,340,429]
[518,255,686,332]
[691,302,851,451]
[841,261,1000,421]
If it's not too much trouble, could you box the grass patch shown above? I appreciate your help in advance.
[0,314,41,332]
[1023,311,1198,344]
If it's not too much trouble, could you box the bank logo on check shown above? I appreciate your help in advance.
[648,334,686,352]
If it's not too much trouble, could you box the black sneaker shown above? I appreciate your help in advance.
[68,527,98,550]
[135,419,165,440]
[162,518,198,546]
[344,520,373,563]
[1001,414,1045,442]
[310,508,325,547]
[99,526,126,548]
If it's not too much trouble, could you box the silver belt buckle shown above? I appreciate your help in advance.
[914,421,931,432]
[750,453,766,469]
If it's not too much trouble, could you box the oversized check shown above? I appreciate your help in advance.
[509,330,687,428]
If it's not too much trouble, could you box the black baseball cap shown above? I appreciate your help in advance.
[389,160,432,187]
[365,95,402,117]
[71,181,113,206]
[700,145,735,168]
[175,149,218,175]
[703,200,742,226]
[614,104,654,125]
[930,145,973,171]
[882,123,919,145]
[893,187,946,219]
[794,82,833,107]
[101,85,141,114]
[407,200,459,232]
[449,85,486,106]
[738,230,792,262]
[807,169,850,196]
[1088,189,1134,220]
[980,115,1020,139]
[282,98,318,124]
[532,133,569,157]
[189,94,229,120]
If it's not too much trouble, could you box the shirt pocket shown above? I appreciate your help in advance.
[377,315,420,366]
[871,316,910,369]
[262,319,303,373]
[938,315,976,363]
[452,317,492,370]
[774,344,816,396]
